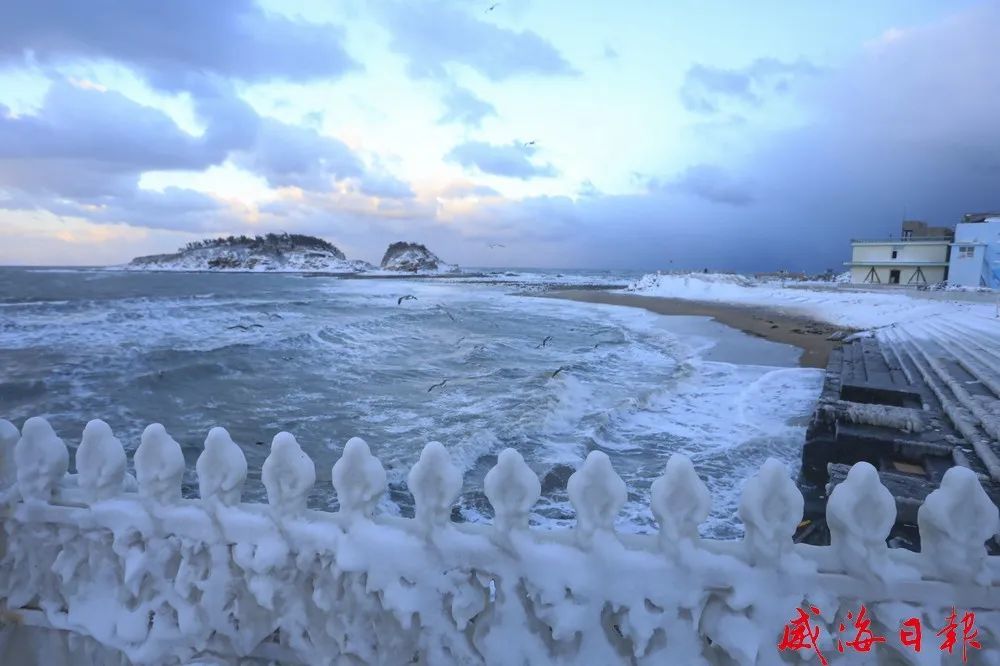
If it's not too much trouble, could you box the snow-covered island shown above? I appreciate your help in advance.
[117,234,463,275]
[379,241,458,273]
[121,233,373,273]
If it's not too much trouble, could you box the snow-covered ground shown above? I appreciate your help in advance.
[627,272,1000,330]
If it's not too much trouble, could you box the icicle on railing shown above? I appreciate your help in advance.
[1,416,998,665]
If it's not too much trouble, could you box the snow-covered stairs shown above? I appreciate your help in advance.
[801,316,1000,549]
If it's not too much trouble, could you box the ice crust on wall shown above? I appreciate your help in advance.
[0,417,998,665]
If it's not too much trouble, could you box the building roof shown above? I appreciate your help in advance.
[962,212,1000,223]
[850,238,952,245]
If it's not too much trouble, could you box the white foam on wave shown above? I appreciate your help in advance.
[4,271,826,538]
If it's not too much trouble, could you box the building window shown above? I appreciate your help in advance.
[891,250,898,259]
[958,245,975,258]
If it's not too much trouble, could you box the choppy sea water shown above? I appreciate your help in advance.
[0,267,823,538]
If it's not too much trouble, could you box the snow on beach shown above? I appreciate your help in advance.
[626,272,999,330]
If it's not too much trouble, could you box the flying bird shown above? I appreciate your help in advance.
[435,304,456,321]
[486,2,500,12]
[551,366,569,378]
[428,379,448,392]
[488,242,506,249]
[523,140,536,147]
[536,335,552,348]
[398,295,417,305]
[227,323,263,331]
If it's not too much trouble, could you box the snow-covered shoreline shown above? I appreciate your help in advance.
[625,272,999,331]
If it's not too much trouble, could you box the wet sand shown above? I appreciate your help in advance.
[545,290,850,368]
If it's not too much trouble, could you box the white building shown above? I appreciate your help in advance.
[948,213,1000,289]
[846,220,953,285]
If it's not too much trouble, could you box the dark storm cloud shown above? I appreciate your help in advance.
[651,165,755,207]
[0,0,358,89]
[446,141,556,179]
[379,1,576,81]
[680,58,821,114]
[435,7,1000,272]
[438,85,497,127]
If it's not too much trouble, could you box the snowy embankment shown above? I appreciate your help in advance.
[2,417,998,665]
[627,272,998,330]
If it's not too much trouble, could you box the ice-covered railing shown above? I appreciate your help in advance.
[1,417,999,665]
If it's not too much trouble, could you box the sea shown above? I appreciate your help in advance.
[0,267,824,538]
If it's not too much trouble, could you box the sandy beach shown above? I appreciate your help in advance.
[545,289,849,368]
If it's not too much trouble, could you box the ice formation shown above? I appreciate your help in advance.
[196,427,247,507]
[330,436,385,522]
[13,416,68,503]
[1,417,998,666]
[260,431,315,516]
[0,418,18,490]
[76,419,127,502]
[133,423,185,504]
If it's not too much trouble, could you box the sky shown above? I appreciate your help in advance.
[0,0,997,271]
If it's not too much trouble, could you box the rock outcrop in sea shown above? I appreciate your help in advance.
[124,233,373,272]
[379,242,457,273]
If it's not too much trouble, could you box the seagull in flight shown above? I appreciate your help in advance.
[523,140,536,147]
[428,379,448,393]
[227,323,264,331]
[486,2,500,12]
[551,366,569,378]
[536,335,552,348]
[435,304,456,322]
[398,294,417,305]
[488,242,505,249]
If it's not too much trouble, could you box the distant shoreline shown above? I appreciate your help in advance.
[543,289,851,368]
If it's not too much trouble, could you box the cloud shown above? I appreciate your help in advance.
[438,84,497,127]
[0,182,241,233]
[379,1,575,81]
[0,78,416,232]
[0,81,247,229]
[0,82,230,174]
[651,165,755,206]
[438,182,501,199]
[446,141,556,179]
[235,119,364,191]
[357,172,415,199]
[679,57,821,114]
[0,0,358,90]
